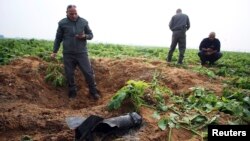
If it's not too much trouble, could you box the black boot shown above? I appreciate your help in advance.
[166,56,172,62]
[209,61,215,65]
[90,89,101,100]
[91,93,100,100]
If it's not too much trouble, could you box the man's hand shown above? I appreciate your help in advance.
[205,52,213,55]
[202,48,208,51]
[50,53,57,59]
[206,48,213,52]
[75,33,86,39]
[205,50,216,55]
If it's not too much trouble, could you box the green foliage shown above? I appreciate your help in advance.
[1,38,250,139]
[152,111,161,120]
[21,135,33,141]
[1,39,250,82]
[221,87,250,122]
[108,72,172,111]
[157,113,181,130]
[152,86,249,139]
[185,87,219,112]
[169,87,250,124]
[217,52,250,77]
[229,77,250,89]
[45,62,66,87]
[192,66,216,78]
[88,43,168,60]
[107,90,129,110]
[151,71,172,111]
[0,39,53,65]
[108,80,149,111]
[158,118,169,130]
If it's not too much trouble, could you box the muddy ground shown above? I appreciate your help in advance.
[0,57,224,141]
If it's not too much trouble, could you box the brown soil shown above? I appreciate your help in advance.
[0,57,224,141]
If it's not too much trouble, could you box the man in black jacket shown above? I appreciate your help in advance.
[198,32,223,66]
[167,9,190,64]
[51,5,100,100]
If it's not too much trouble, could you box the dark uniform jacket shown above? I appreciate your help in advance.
[169,13,190,32]
[199,38,221,52]
[53,17,93,54]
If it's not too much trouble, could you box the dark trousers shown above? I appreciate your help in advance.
[167,30,186,64]
[63,53,97,95]
[198,51,222,64]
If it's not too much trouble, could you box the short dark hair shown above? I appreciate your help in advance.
[67,5,76,11]
[176,9,182,13]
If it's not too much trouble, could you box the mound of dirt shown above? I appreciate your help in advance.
[0,57,223,141]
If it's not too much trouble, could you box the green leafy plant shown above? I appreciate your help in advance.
[108,80,149,111]
[108,71,172,112]
[21,135,33,141]
[150,71,172,112]
[231,77,250,89]
[157,113,180,141]
[221,87,250,122]
[192,66,216,78]
[45,62,66,87]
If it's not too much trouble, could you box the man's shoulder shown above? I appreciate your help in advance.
[202,38,209,42]
[78,17,88,24]
[181,13,189,18]
[173,13,189,19]
[215,38,220,41]
[58,18,68,24]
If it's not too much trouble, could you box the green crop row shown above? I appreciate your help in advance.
[0,38,249,88]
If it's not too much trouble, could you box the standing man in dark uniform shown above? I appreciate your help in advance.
[167,9,190,64]
[51,5,100,100]
[198,32,222,66]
